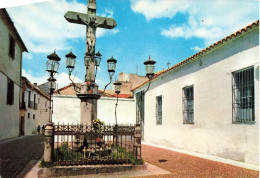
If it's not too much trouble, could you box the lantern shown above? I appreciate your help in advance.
[107,56,117,77]
[65,51,76,70]
[46,51,61,74]
[95,51,102,67]
[144,56,156,80]
[113,81,122,95]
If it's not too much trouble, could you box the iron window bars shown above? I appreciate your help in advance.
[156,95,162,125]
[232,66,255,123]
[183,86,194,124]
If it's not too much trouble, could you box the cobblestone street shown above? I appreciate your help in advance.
[0,135,44,178]
[141,144,259,178]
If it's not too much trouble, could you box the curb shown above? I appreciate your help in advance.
[17,160,38,178]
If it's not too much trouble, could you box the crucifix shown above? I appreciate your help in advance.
[64,0,117,125]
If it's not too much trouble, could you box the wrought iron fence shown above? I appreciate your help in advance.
[53,124,141,165]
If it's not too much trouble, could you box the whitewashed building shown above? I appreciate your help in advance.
[20,77,50,135]
[133,21,259,165]
[52,84,136,125]
[0,9,28,140]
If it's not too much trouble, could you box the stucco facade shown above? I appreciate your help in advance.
[0,9,27,140]
[52,94,136,125]
[20,77,50,135]
[134,22,259,165]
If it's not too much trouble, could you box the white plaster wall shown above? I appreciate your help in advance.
[23,90,50,135]
[0,72,20,140]
[52,95,136,125]
[0,16,22,86]
[0,15,23,140]
[135,28,259,165]
[97,97,136,125]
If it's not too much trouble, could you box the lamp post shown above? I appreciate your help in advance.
[46,51,60,123]
[44,50,60,163]
[113,81,122,125]
[137,56,156,125]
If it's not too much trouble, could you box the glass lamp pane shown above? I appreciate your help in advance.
[48,81,56,90]
[115,85,121,92]
[95,57,101,67]
[108,62,116,71]
[146,64,155,75]
[46,60,53,71]
[66,57,75,68]
[54,61,59,72]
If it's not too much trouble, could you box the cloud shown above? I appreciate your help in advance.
[191,46,203,52]
[22,69,83,89]
[23,52,33,60]
[131,0,190,21]
[131,0,259,46]
[7,0,118,53]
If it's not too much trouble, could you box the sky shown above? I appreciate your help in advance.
[3,0,259,89]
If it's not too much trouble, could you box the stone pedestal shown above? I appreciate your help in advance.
[77,83,101,125]
[134,124,142,160]
[44,122,54,162]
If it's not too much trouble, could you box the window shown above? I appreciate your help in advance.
[183,86,194,124]
[232,67,254,123]
[156,95,162,125]
[7,78,14,105]
[28,91,31,107]
[28,113,30,119]
[9,34,15,59]
[33,114,35,119]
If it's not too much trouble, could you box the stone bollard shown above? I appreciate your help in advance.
[134,124,142,160]
[44,122,54,162]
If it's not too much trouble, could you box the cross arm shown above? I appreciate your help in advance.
[64,11,117,29]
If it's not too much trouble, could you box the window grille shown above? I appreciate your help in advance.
[183,86,194,124]
[7,78,14,105]
[156,95,162,125]
[9,35,15,59]
[28,91,31,107]
[232,67,255,123]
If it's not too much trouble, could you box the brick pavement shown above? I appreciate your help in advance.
[0,135,44,178]
[141,144,259,178]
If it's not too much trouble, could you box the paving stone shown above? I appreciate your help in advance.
[0,135,44,178]
[141,144,259,177]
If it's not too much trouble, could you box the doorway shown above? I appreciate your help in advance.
[19,116,25,136]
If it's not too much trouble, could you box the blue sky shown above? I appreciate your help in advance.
[4,0,259,89]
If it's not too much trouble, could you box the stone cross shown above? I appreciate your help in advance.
[64,0,117,125]
[64,0,117,82]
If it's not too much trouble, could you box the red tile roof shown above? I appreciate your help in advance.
[54,83,133,98]
[133,20,259,91]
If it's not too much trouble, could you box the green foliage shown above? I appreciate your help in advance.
[40,158,54,168]
[54,142,82,161]
[110,146,144,165]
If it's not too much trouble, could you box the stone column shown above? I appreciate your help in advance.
[134,124,142,160]
[78,83,100,125]
[44,122,54,162]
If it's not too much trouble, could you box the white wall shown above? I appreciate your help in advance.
[0,73,20,140]
[135,28,259,165]
[23,90,49,135]
[0,11,24,140]
[52,95,136,125]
